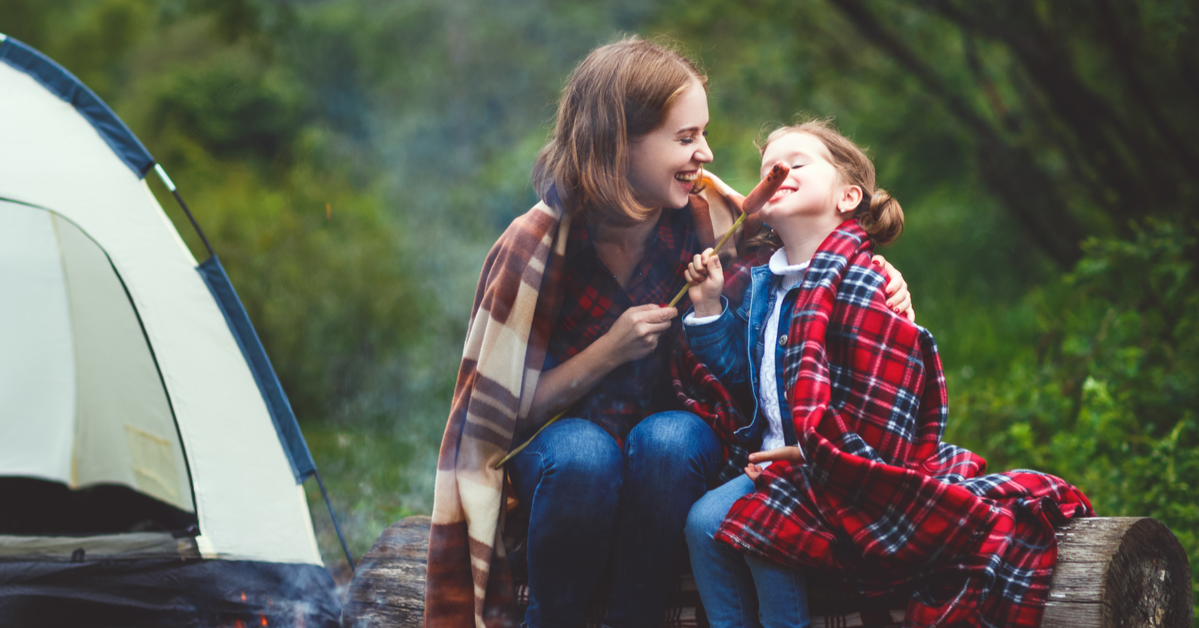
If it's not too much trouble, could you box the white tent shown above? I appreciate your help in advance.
[0,33,340,626]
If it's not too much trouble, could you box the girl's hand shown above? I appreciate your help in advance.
[684,247,724,317]
[599,303,677,366]
[744,446,805,481]
[871,254,915,322]
[744,463,765,482]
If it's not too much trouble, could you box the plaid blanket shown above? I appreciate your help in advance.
[427,187,744,628]
[425,201,566,628]
[672,221,1094,628]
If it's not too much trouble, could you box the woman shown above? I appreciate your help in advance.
[425,40,911,628]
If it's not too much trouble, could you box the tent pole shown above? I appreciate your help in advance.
[154,164,216,260]
[155,162,356,572]
[314,468,356,572]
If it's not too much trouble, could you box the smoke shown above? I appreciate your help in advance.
[278,0,664,561]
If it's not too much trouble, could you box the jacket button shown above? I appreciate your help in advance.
[778,334,788,347]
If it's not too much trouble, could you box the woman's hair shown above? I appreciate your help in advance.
[532,36,707,225]
[752,117,904,248]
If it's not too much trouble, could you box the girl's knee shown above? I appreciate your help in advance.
[684,492,726,546]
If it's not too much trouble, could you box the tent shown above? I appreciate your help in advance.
[0,34,342,627]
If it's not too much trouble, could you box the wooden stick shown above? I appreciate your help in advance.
[499,211,748,468]
[665,211,747,309]
[494,410,565,469]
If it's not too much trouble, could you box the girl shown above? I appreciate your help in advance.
[424,42,913,628]
[677,119,1091,628]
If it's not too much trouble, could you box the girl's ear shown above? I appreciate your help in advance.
[837,185,863,214]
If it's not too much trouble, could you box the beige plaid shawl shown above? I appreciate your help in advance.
[426,185,746,628]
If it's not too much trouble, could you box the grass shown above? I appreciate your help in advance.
[302,421,440,584]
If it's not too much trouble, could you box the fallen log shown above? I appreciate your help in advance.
[341,516,1192,628]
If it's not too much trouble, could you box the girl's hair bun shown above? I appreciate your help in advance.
[863,188,903,246]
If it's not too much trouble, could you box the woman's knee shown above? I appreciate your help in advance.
[534,419,622,484]
[627,411,719,461]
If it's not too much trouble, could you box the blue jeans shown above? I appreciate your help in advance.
[509,412,724,628]
[685,474,809,628]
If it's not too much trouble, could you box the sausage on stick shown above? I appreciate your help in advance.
[665,162,790,308]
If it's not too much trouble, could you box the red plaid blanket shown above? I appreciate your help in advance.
[673,221,1093,627]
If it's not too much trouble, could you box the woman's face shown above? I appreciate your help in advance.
[759,132,848,224]
[627,77,713,213]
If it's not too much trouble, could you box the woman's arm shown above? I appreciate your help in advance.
[525,304,678,427]
[873,255,914,321]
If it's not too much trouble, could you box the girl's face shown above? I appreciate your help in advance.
[627,77,714,213]
[759,132,856,224]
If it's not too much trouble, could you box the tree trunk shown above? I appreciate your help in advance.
[340,516,1193,628]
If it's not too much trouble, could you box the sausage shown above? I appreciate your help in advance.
[741,161,790,215]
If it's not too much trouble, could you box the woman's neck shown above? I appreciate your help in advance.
[773,212,847,266]
[592,208,661,247]
[592,208,663,288]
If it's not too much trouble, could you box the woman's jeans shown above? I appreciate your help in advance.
[509,411,724,628]
[684,474,809,628]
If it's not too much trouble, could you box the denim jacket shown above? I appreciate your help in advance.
[683,265,800,449]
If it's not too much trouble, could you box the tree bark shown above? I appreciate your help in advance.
[340,516,1193,628]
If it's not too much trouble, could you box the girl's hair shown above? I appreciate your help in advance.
[532,36,707,225]
[752,118,904,248]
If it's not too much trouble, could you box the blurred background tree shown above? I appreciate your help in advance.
[2,0,1195,612]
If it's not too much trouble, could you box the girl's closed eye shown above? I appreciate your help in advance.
[680,130,709,145]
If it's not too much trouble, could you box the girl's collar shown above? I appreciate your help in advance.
[768,247,809,277]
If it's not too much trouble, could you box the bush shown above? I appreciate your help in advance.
[950,218,1199,612]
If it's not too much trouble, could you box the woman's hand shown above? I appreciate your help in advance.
[599,303,678,366]
[871,254,915,322]
[684,247,724,318]
[527,304,677,425]
[744,446,805,481]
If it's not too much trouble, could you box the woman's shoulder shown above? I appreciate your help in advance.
[489,201,563,256]
[505,201,561,238]
[469,201,564,316]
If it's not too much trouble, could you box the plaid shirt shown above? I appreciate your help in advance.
[673,221,1093,628]
[541,207,699,446]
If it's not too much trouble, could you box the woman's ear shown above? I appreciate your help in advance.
[837,185,863,213]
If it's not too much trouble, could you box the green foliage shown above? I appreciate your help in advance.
[0,0,155,100]
[152,156,428,420]
[149,55,304,161]
[950,219,1199,611]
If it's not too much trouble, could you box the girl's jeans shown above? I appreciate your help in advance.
[509,411,724,628]
[684,474,809,628]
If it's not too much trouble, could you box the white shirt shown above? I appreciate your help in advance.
[685,247,808,454]
[759,248,808,452]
